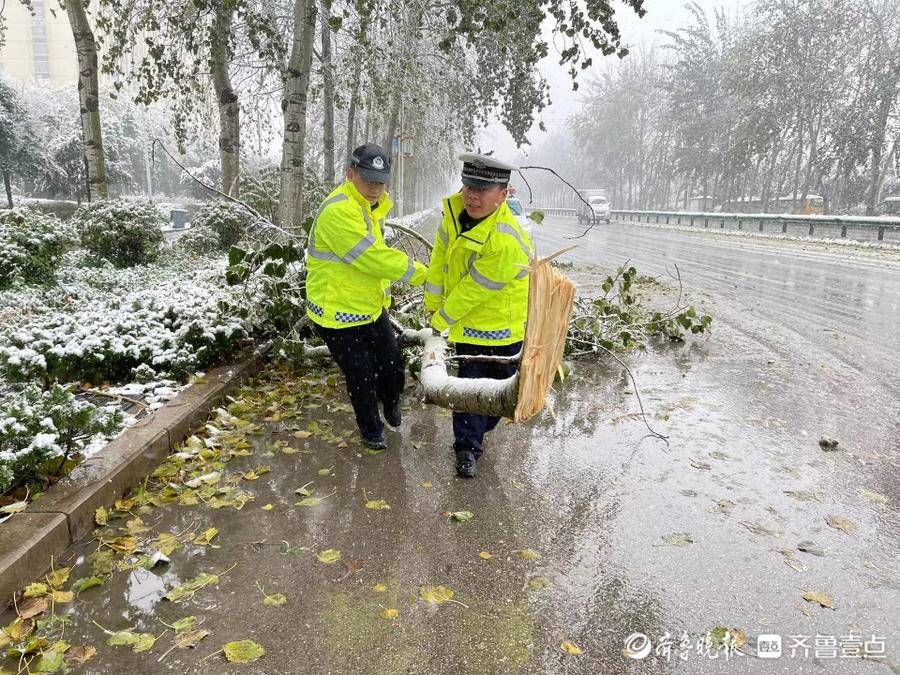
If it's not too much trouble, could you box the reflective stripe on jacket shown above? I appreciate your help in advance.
[306,181,426,328]
[425,193,532,346]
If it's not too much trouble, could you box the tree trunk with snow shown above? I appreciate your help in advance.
[418,335,519,419]
[211,3,240,197]
[3,170,12,209]
[64,0,107,200]
[278,0,317,232]
[320,0,335,186]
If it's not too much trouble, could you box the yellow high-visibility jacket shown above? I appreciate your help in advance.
[305,181,426,328]
[425,193,532,346]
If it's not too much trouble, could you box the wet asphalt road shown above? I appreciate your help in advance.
[2,220,898,674]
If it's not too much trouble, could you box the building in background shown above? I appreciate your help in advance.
[0,0,85,86]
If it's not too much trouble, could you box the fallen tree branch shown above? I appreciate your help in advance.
[384,221,434,252]
[419,334,519,418]
[446,352,522,364]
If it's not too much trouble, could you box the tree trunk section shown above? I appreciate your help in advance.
[211,3,240,197]
[278,0,318,233]
[64,0,107,200]
[344,75,359,167]
[382,90,401,156]
[320,0,335,186]
[3,170,12,208]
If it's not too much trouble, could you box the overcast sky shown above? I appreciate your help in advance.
[480,0,749,160]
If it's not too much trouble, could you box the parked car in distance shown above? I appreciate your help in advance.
[578,194,611,224]
[506,195,532,235]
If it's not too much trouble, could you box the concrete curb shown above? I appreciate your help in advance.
[0,345,270,605]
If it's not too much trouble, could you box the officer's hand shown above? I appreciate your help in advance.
[409,261,428,286]
[430,309,449,332]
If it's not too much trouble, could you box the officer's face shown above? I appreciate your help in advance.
[462,184,508,219]
[347,166,386,205]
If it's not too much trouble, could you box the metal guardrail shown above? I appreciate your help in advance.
[529,206,900,242]
[529,206,576,217]
[612,210,900,242]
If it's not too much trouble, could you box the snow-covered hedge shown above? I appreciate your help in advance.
[175,224,221,255]
[74,198,166,267]
[0,260,250,385]
[0,208,76,288]
[0,251,257,495]
[190,200,251,249]
[0,384,123,494]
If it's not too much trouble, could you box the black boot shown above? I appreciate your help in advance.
[383,401,402,428]
[362,434,387,451]
[455,450,477,478]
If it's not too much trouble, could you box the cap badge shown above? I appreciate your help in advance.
[372,156,385,170]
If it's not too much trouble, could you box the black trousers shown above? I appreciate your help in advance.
[452,341,522,459]
[315,311,404,440]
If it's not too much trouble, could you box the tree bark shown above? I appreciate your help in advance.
[344,71,360,167]
[866,89,898,215]
[420,335,519,418]
[382,90,401,156]
[320,0,335,186]
[278,0,318,233]
[3,169,12,208]
[211,3,240,197]
[64,0,107,200]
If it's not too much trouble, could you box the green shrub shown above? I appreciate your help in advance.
[190,200,251,249]
[0,384,123,493]
[75,198,166,268]
[241,172,280,223]
[0,208,76,287]
[175,224,221,256]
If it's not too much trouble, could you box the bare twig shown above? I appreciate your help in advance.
[384,220,434,251]
[518,165,599,237]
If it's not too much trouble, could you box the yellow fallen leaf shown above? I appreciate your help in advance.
[825,515,857,535]
[420,586,454,604]
[4,618,34,642]
[50,590,74,604]
[261,503,274,511]
[293,430,313,439]
[479,551,493,559]
[263,593,287,607]
[155,532,180,556]
[94,507,108,526]
[802,590,835,609]
[517,548,541,560]
[46,567,71,588]
[372,583,387,593]
[193,528,218,545]
[23,582,49,598]
[66,644,97,664]
[365,499,390,510]
[380,608,398,620]
[561,640,583,655]
[114,499,134,511]
[316,548,341,564]
[223,639,265,663]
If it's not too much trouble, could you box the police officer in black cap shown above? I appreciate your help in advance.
[424,153,534,477]
[306,143,427,449]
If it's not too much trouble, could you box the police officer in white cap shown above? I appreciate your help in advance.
[424,153,533,477]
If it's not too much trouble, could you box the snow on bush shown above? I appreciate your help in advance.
[0,208,77,287]
[0,257,251,386]
[0,384,122,493]
[190,200,251,249]
[74,198,166,267]
[175,223,222,255]
[0,248,259,494]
